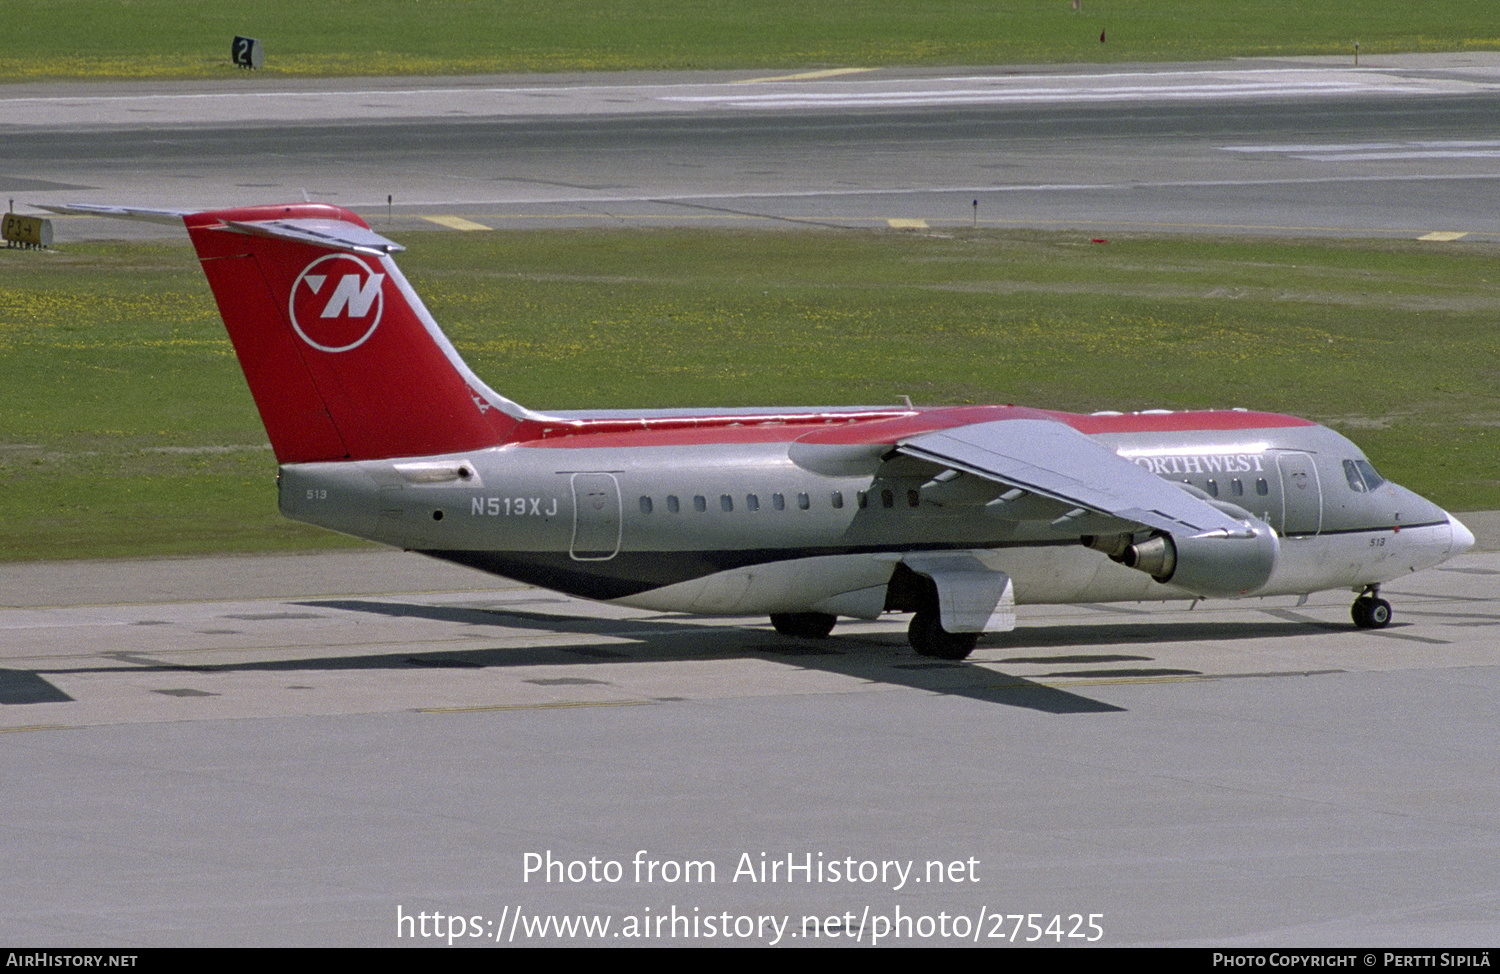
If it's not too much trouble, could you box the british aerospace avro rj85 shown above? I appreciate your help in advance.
[62,202,1473,659]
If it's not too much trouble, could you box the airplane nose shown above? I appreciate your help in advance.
[1449,513,1476,556]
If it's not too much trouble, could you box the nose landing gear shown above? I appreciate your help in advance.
[1351,586,1392,629]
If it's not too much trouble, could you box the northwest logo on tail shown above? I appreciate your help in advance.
[288,253,385,352]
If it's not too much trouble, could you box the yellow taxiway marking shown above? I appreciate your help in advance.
[423,215,492,231]
[1419,231,1468,242]
[738,67,875,84]
[887,218,929,229]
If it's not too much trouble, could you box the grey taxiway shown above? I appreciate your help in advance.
[4,58,1500,946]
[8,52,1500,240]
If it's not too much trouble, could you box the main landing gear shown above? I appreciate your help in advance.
[769,612,838,639]
[768,609,981,661]
[1351,585,1392,629]
[907,610,980,661]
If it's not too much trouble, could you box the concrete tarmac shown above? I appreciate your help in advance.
[3,545,1498,945]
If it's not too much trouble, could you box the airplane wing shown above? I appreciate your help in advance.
[896,418,1254,538]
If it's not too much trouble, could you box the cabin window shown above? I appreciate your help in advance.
[881,489,895,509]
[1256,478,1269,496]
[772,493,786,511]
[694,495,707,513]
[831,491,844,509]
[720,494,734,512]
[746,494,760,511]
[666,495,680,514]
[907,489,920,507]
[639,496,653,514]
[1206,479,1219,497]
[798,492,811,510]
[857,490,868,509]
[1231,479,1244,497]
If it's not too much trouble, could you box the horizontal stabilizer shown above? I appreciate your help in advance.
[219,218,404,254]
[42,204,403,253]
[36,203,189,225]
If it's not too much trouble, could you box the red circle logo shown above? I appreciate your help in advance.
[288,253,385,353]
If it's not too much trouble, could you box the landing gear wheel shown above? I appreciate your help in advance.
[770,612,837,639]
[907,610,980,661]
[1351,596,1392,629]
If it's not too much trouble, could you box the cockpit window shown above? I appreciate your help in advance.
[1344,458,1386,492]
[1355,459,1385,491]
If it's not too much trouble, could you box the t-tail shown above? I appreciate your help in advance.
[72,203,545,464]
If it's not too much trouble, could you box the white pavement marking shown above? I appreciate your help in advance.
[4,65,1498,129]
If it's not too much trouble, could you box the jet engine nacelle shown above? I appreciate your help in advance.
[1086,503,1279,598]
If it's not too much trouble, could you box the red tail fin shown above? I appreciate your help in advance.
[183,204,530,463]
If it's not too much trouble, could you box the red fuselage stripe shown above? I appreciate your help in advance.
[513,405,1314,450]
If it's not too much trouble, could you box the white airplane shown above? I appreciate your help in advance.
[57,202,1474,659]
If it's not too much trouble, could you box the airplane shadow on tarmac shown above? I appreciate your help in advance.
[0,597,1372,715]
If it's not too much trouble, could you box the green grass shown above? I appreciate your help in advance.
[0,244,358,558]
[2,228,1497,561]
[2,1,1498,81]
